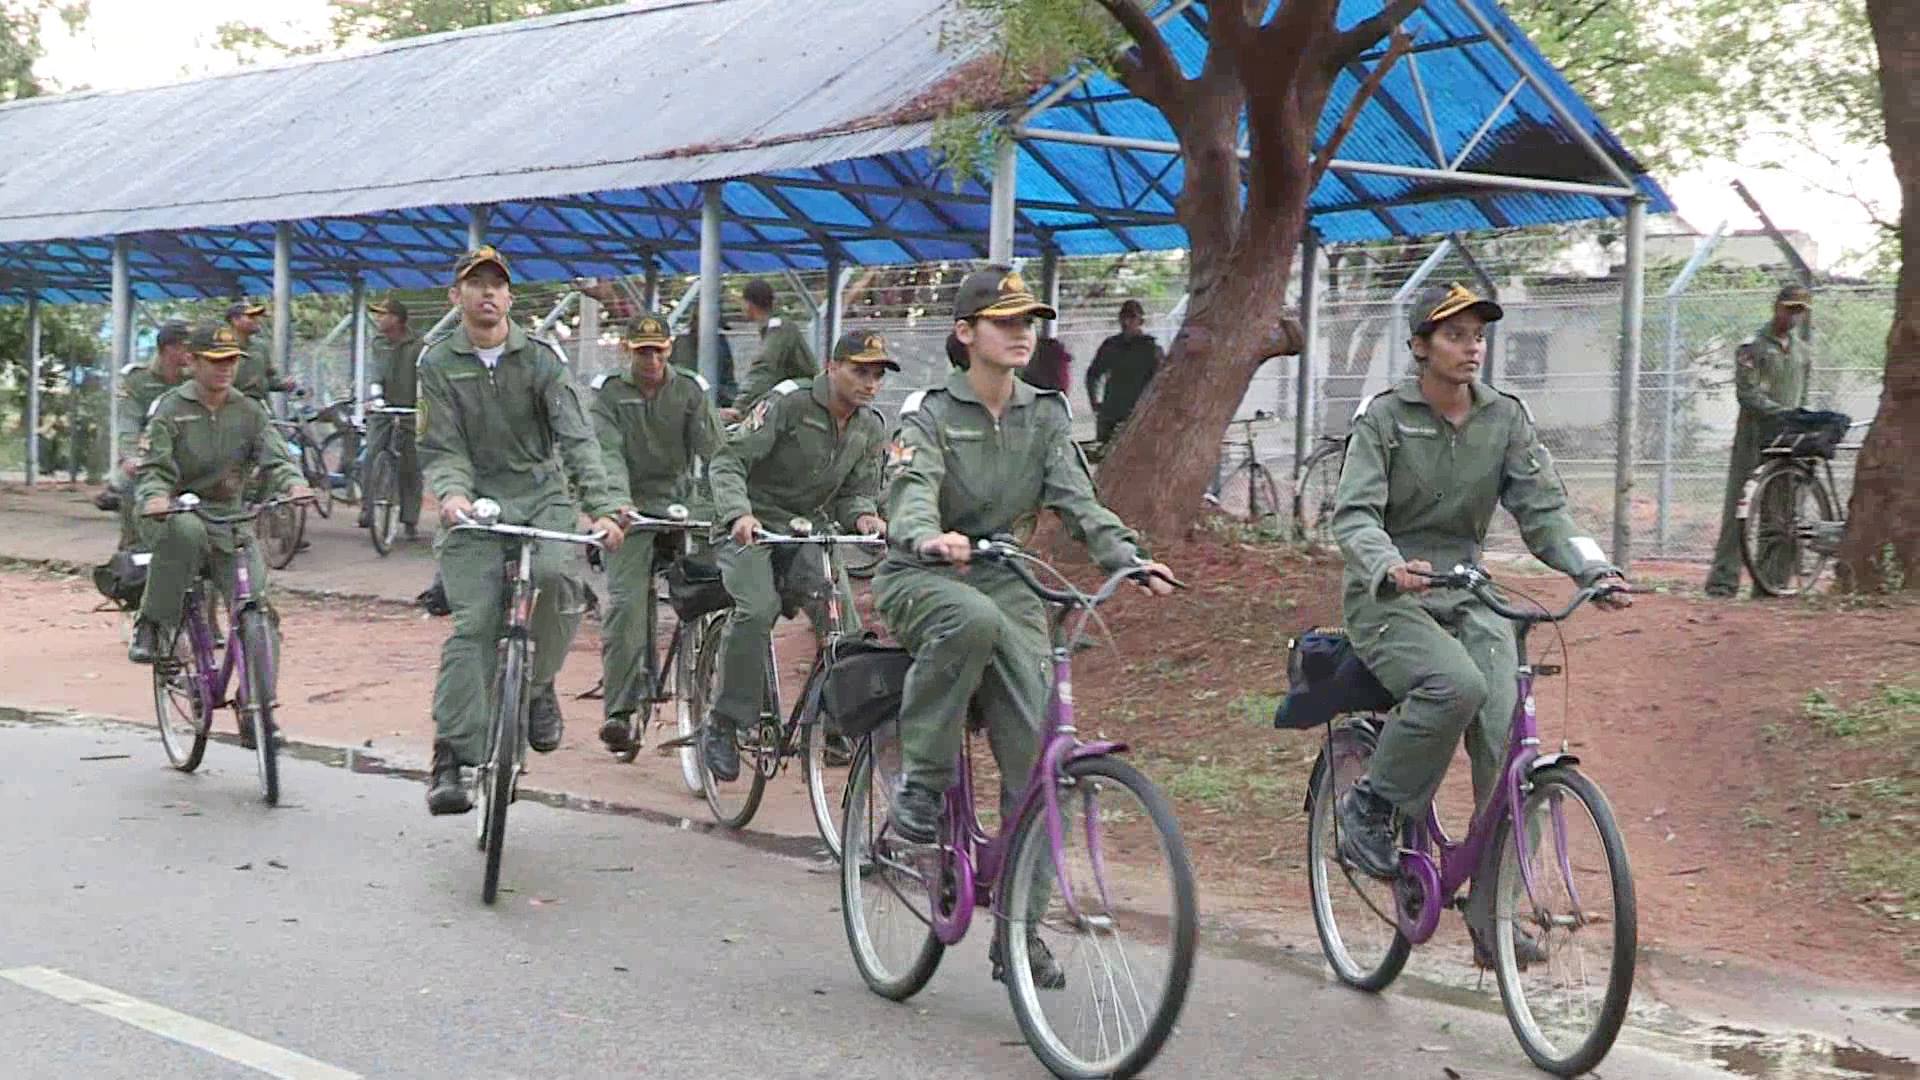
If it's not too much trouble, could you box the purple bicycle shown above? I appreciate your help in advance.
[149,493,304,805]
[1306,564,1637,1077]
[839,538,1197,1080]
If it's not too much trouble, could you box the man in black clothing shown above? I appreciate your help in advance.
[1085,299,1161,443]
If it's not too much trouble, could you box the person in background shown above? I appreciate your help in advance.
[1085,299,1161,444]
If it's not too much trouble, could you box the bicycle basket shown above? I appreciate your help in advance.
[1781,408,1851,459]
[665,557,731,621]
[807,636,914,739]
[91,549,150,611]
[1272,627,1396,730]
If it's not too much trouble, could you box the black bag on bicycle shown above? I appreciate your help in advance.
[91,549,149,611]
[665,556,731,621]
[1780,408,1851,459]
[810,636,914,739]
[1273,627,1396,730]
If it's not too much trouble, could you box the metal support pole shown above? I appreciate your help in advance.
[821,253,843,356]
[109,236,131,472]
[25,294,41,484]
[1392,239,1452,374]
[535,290,580,338]
[1039,251,1060,338]
[643,262,661,311]
[698,182,724,399]
[1295,234,1322,475]
[350,278,368,423]
[468,204,488,251]
[1610,198,1648,569]
[272,223,292,408]
[989,137,1017,263]
[1655,220,1730,555]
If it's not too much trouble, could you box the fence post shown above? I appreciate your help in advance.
[698,183,724,400]
[350,278,368,424]
[1610,198,1648,568]
[109,236,131,474]
[1294,233,1320,478]
[24,294,40,484]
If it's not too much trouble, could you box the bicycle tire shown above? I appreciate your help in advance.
[1212,460,1259,521]
[260,503,300,570]
[319,431,361,505]
[1248,464,1283,526]
[1306,734,1410,991]
[840,738,943,999]
[1294,444,1344,548]
[1491,765,1636,1077]
[1739,463,1835,597]
[153,620,210,772]
[366,453,400,556]
[694,616,766,829]
[673,615,710,795]
[237,609,279,806]
[803,711,853,861]
[301,441,332,519]
[1001,754,1198,1080]
[480,637,528,905]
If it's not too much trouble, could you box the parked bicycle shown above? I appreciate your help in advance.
[688,519,885,860]
[839,537,1197,1080]
[450,498,607,904]
[316,399,365,506]
[1210,410,1283,526]
[1305,564,1637,1077]
[1737,409,1866,598]
[600,506,712,794]
[148,493,310,805]
[1292,433,1346,548]
[362,404,418,555]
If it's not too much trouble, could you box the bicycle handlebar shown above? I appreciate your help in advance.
[367,405,418,417]
[622,505,712,531]
[754,529,886,548]
[1413,564,1632,624]
[452,499,605,548]
[147,492,311,525]
[969,537,1185,609]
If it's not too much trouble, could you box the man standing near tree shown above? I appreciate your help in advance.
[1085,299,1162,444]
[732,278,818,416]
[1704,284,1814,599]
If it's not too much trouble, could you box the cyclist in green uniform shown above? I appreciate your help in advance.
[669,307,738,410]
[110,320,193,549]
[732,278,819,414]
[590,311,726,754]
[228,302,297,404]
[361,296,427,540]
[878,266,1177,983]
[1330,283,1630,960]
[701,331,893,781]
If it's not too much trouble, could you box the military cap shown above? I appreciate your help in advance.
[452,245,512,284]
[1409,282,1504,337]
[226,301,267,320]
[155,320,192,349]
[831,329,902,371]
[369,296,409,320]
[1775,283,1812,308]
[953,265,1057,321]
[189,321,247,360]
[622,311,673,348]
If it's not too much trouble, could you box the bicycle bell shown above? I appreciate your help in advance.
[788,517,814,536]
[176,493,201,511]
[471,498,502,525]
[666,503,689,522]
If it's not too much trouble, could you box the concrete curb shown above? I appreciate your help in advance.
[0,552,425,613]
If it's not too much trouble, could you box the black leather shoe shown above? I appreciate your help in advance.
[128,619,159,664]
[527,683,563,753]
[702,720,740,782]
[599,715,639,755]
[888,781,943,845]
[426,741,472,815]
[990,926,1067,991]
[1335,779,1401,880]
[1470,922,1549,970]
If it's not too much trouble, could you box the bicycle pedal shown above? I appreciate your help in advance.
[1533,664,1562,677]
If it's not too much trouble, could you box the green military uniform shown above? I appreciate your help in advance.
[233,343,279,404]
[112,341,188,548]
[418,315,626,766]
[134,332,303,636]
[734,314,818,411]
[1332,376,1612,816]
[368,322,427,530]
[668,327,738,406]
[1705,316,1811,596]
[706,373,885,731]
[879,370,1144,804]
[591,316,725,727]
[1085,328,1161,443]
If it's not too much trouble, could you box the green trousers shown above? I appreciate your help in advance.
[709,541,849,729]
[432,504,585,765]
[1346,585,1518,816]
[600,531,680,722]
[1705,415,1767,595]
[136,512,270,633]
[367,416,422,528]
[875,562,1049,817]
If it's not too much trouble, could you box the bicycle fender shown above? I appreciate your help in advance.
[1066,740,1126,764]
[1528,752,1579,775]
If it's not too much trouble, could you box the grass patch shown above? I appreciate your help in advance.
[1802,681,1920,740]
[1228,690,1284,726]
[1147,756,1293,815]
[1800,679,1920,921]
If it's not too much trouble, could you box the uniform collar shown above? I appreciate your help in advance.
[1392,376,1495,412]
[810,375,836,411]
[448,321,528,357]
[1759,324,1795,351]
[944,368,1037,409]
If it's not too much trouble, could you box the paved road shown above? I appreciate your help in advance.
[0,718,1741,1080]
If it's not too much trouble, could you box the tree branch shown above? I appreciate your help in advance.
[1093,0,1184,109]
[1309,31,1412,189]
[1327,0,1425,70]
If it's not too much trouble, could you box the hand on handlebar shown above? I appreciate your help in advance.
[855,513,887,539]
[141,495,171,518]
[1131,560,1181,597]
[730,513,762,548]
[440,494,475,527]
[1389,559,1435,595]
[917,531,973,565]
[1591,571,1635,611]
[285,484,318,505]
[591,515,626,552]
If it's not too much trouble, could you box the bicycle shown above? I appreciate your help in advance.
[361,405,418,556]
[839,538,1198,1080]
[1293,434,1347,548]
[316,399,366,506]
[688,519,885,860]
[449,498,607,904]
[148,493,309,805]
[599,506,712,793]
[1210,410,1283,526]
[1737,410,1867,598]
[1305,564,1637,1077]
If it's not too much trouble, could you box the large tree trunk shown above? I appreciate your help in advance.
[1837,0,1919,591]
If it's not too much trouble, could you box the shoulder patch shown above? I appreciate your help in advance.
[900,389,931,415]
[146,396,165,419]
[1493,387,1537,425]
[1351,388,1393,423]
[766,317,783,329]
[1034,386,1072,420]
[590,373,612,390]
[120,361,140,375]
[770,379,800,397]
[693,373,712,393]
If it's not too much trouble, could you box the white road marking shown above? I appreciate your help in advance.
[0,966,361,1080]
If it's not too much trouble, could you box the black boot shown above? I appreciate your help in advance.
[990,925,1067,991]
[426,742,472,815]
[599,714,639,755]
[702,719,740,782]
[888,781,943,845]
[527,683,563,753]
[1335,778,1402,880]
[1470,921,1549,970]
[128,619,159,664]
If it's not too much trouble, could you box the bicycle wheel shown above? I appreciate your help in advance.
[1306,720,1410,991]
[1294,444,1344,548]
[693,616,766,828]
[1491,765,1636,1077]
[479,637,529,905]
[153,621,210,772]
[1001,754,1198,1080]
[1212,460,1258,520]
[301,441,332,519]
[366,453,400,556]
[803,709,854,860]
[1740,464,1835,597]
[672,614,710,795]
[840,733,943,999]
[319,431,361,505]
[236,609,279,806]
[260,503,300,570]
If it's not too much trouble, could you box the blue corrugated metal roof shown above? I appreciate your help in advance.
[0,0,1669,303]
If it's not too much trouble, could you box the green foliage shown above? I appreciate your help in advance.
[0,0,87,101]
[1802,681,1920,740]
[215,0,621,66]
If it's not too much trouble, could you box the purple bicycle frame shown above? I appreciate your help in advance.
[177,539,270,731]
[927,644,1124,948]
[1392,663,1578,943]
